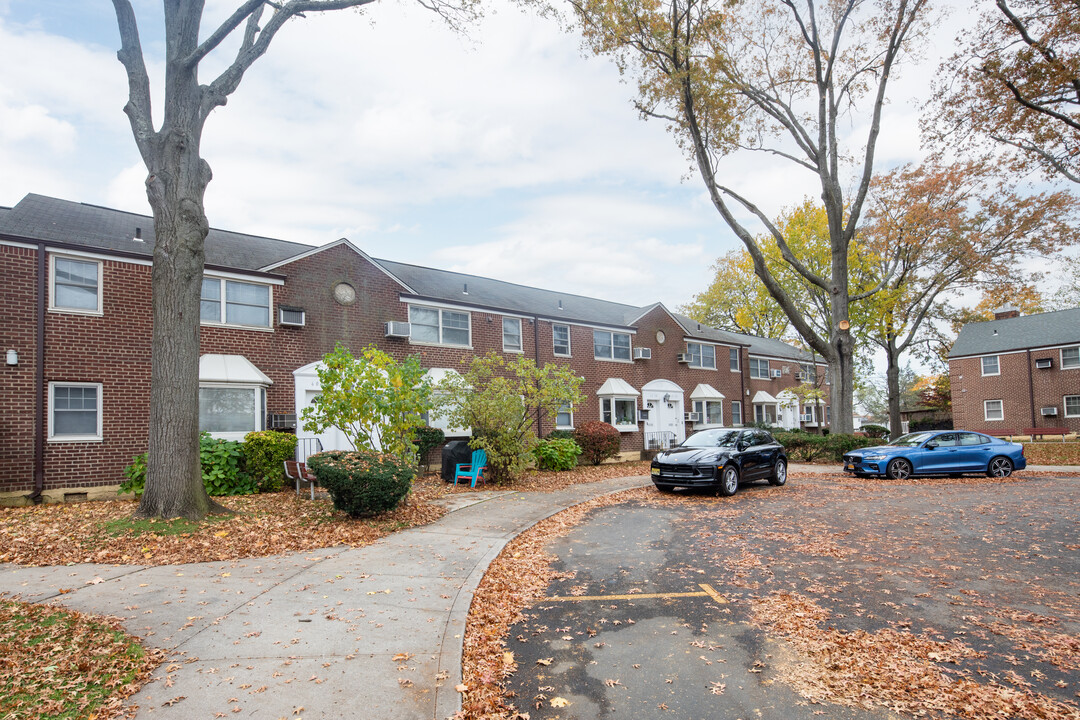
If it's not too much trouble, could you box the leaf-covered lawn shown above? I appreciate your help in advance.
[0,599,163,720]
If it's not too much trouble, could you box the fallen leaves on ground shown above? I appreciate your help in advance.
[0,599,163,720]
[416,461,652,495]
[0,487,445,567]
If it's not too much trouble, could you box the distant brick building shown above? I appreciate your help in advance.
[949,307,1080,435]
[1,194,831,503]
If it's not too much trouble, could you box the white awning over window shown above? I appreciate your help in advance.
[199,354,272,385]
[752,390,778,404]
[690,383,725,400]
[424,367,461,384]
[597,378,640,396]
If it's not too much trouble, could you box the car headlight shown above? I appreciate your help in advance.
[861,453,887,461]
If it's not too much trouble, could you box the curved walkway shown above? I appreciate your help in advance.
[0,474,649,720]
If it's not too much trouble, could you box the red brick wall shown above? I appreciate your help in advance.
[951,349,1080,433]
[0,245,38,492]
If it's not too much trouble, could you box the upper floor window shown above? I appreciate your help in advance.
[503,317,523,352]
[749,357,770,379]
[553,324,571,357]
[799,363,816,382]
[51,255,101,314]
[1062,346,1079,369]
[48,382,103,442]
[981,355,1000,376]
[409,305,470,346]
[729,348,740,371]
[687,343,716,369]
[201,277,270,327]
[594,330,631,361]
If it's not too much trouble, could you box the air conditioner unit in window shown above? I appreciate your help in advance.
[278,307,306,327]
[384,321,411,338]
[1035,358,1053,369]
[637,408,650,421]
[267,413,297,429]
[1041,406,1059,416]
[676,353,691,363]
[684,412,702,422]
[633,347,652,360]
[770,369,782,378]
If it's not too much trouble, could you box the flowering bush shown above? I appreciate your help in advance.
[306,450,415,516]
[574,421,621,465]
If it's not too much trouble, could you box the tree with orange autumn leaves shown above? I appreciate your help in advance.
[861,160,1077,433]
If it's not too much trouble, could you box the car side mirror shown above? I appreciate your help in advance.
[737,441,748,451]
[925,442,937,450]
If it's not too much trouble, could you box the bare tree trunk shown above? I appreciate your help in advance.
[886,339,902,438]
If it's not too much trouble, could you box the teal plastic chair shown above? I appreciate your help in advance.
[454,449,487,488]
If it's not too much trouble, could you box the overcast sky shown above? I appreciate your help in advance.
[1,0,962,312]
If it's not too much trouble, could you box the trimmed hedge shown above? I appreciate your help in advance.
[773,432,884,463]
[120,432,257,497]
[534,437,582,471]
[306,450,415,516]
[574,421,621,465]
[243,430,298,492]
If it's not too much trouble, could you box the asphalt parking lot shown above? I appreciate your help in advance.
[502,473,1080,719]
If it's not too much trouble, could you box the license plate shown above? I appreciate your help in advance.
[844,464,854,471]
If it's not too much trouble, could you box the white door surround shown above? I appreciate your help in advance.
[642,379,685,448]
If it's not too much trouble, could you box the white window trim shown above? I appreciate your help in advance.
[49,254,103,316]
[599,396,638,432]
[984,399,1004,422]
[201,275,274,331]
[408,304,473,348]
[503,317,524,353]
[593,330,634,363]
[47,381,103,442]
[199,382,267,441]
[729,348,741,372]
[552,323,572,358]
[555,403,574,430]
[730,400,743,427]
[749,357,771,380]
[692,399,724,428]
[981,355,1000,377]
[687,342,717,370]
[1064,395,1080,418]
[1061,346,1080,370]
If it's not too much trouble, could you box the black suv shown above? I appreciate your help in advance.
[650,428,787,495]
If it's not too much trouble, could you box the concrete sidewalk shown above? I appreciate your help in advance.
[0,475,649,720]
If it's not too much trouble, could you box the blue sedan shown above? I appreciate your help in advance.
[842,430,1027,479]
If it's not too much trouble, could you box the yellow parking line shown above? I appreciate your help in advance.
[541,584,728,604]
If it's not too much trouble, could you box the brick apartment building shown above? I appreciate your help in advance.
[949,306,1080,435]
[0,194,830,504]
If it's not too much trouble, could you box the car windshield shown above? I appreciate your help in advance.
[889,432,935,447]
[681,429,740,448]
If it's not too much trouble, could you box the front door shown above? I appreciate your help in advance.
[642,381,685,449]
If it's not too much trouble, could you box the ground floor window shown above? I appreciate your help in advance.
[753,403,776,425]
[556,403,574,429]
[600,397,637,430]
[199,385,266,437]
[1065,395,1080,418]
[731,401,742,426]
[48,382,102,442]
[984,399,1004,422]
[693,400,723,425]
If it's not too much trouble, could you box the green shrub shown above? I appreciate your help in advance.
[411,426,446,465]
[243,430,298,492]
[824,434,883,460]
[574,421,621,465]
[306,450,415,516]
[860,424,890,439]
[120,432,257,497]
[773,432,884,463]
[545,429,576,442]
[534,437,582,471]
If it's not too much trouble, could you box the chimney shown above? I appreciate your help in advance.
[993,304,1019,321]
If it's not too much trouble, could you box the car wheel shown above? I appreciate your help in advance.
[886,458,912,480]
[718,465,739,497]
[987,457,1014,478]
[768,458,787,486]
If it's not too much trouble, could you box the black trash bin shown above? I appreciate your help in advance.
[441,440,474,482]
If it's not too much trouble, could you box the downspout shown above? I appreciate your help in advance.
[1027,349,1036,428]
[534,315,542,432]
[739,347,746,425]
[31,242,46,503]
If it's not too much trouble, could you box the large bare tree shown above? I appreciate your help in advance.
[112,0,476,519]
[568,0,932,432]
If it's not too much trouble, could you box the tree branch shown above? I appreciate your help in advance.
[110,0,156,165]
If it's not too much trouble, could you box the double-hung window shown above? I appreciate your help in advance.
[687,343,716,369]
[48,382,103,442]
[553,324,571,357]
[729,348,741,372]
[594,330,631,361]
[981,355,1000,376]
[1065,395,1080,417]
[409,305,470,346]
[749,358,770,379]
[1062,346,1080,369]
[503,317,523,352]
[201,277,271,327]
[984,399,1004,421]
[600,397,637,429]
[730,401,742,426]
[555,403,574,429]
[692,400,724,425]
[51,255,102,313]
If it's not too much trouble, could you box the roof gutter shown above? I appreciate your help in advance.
[31,242,45,503]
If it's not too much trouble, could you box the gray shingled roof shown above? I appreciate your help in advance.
[950,308,1080,357]
[671,311,816,361]
[376,259,642,328]
[0,193,310,270]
